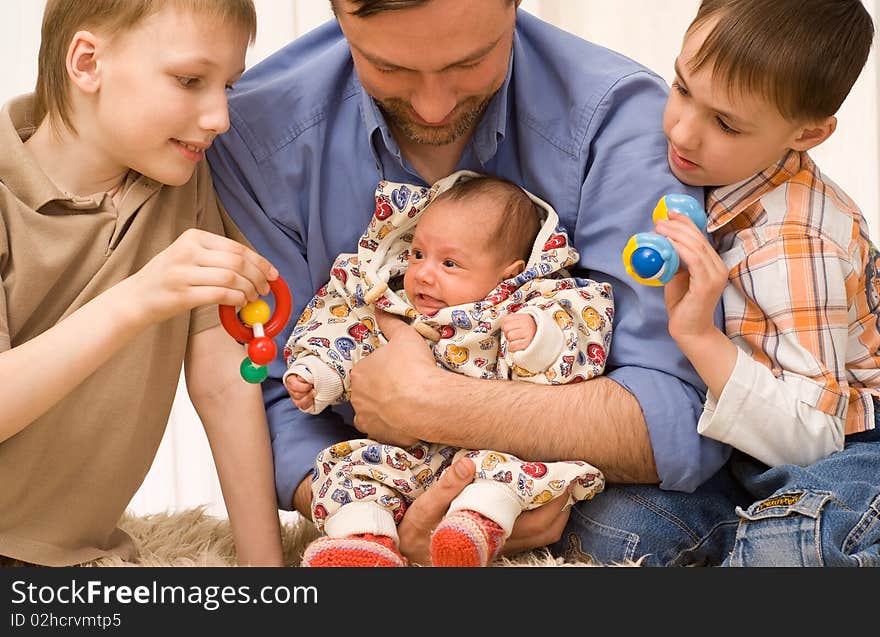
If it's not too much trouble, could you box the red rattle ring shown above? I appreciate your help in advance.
[219,277,292,384]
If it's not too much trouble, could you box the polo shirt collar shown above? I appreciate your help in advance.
[706,150,808,232]
[358,48,513,171]
[0,95,70,212]
[0,94,163,215]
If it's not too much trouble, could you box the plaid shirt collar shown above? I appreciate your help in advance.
[706,150,812,232]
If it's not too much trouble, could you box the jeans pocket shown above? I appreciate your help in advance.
[729,490,831,566]
[557,508,640,566]
[736,489,831,521]
[842,492,880,565]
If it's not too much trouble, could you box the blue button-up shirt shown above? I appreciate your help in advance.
[207,10,731,508]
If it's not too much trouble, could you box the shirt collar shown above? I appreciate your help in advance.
[357,46,514,172]
[0,94,72,212]
[707,150,809,231]
[358,74,400,168]
[472,49,512,165]
[0,94,161,214]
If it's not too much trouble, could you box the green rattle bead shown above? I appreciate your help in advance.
[240,357,269,384]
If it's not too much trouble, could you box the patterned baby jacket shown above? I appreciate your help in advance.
[283,170,614,414]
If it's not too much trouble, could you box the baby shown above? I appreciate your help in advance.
[285,172,613,567]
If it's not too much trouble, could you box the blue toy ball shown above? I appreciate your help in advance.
[631,246,666,279]
[623,194,707,286]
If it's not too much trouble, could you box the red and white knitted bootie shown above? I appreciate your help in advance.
[301,533,407,567]
[430,509,505,567]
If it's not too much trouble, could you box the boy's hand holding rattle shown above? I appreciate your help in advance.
[622,194,707,286]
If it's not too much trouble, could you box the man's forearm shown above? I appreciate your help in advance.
[407,373,658,484]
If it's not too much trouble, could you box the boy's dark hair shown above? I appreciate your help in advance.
[435,175,542,264]
[35,0,257,135]
[688,0,874,121]
[330,0,515,18]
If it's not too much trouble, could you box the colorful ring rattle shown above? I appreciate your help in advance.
[219,277,292,383]
[623,193,707,286]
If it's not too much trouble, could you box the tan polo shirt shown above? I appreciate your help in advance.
[0,95,235,565]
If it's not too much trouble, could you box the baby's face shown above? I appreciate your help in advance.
[662,18,807,187]
[403,198,515,316]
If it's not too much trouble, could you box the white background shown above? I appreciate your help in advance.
[2,1,878,519]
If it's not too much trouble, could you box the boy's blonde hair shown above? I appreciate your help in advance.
[34,0,257,133]
[688,0,874,122]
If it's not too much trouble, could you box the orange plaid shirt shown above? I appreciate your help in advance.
[708,150,880,436]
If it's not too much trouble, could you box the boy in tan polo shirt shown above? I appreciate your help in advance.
[0,0,284,566]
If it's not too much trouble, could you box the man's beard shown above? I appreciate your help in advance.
[378,95,491,146]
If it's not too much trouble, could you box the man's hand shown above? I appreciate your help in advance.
[284,374,315,412]
[501,313,537,352]
[292,476,313,518]
[397,457,573,566]
[349,309,439,447]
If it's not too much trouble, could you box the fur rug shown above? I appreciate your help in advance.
[79,508,609,567]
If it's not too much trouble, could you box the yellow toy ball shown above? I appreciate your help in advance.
[240,300,271,327]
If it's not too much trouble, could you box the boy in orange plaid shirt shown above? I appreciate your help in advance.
[660,0,877,564]
[564,0,880,567]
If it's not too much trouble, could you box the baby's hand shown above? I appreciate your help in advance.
[502,313,537,353]
[285,374,315,412]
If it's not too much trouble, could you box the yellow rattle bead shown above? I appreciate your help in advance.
[240,300,271,327]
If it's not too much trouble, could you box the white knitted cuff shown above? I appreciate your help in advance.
[323,501,399,542]
[283,356,344,414]
[511,306,565,373]
[447,480,522,539]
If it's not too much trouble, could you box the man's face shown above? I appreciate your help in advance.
[335,0,516,146]
[90,7,249,186]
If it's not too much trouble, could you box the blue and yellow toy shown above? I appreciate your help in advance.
[623,194,707,286]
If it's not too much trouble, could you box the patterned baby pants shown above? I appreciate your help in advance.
[311,439,604,538]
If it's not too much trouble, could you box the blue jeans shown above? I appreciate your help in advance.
[551,426,880,567]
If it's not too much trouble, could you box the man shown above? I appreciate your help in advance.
[207,0,729,566]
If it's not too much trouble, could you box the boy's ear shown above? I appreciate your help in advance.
[501,259,526,279]
[790,116,837,152]
[66,31,102,95]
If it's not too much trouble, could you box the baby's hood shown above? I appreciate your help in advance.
[356,170,580,310]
